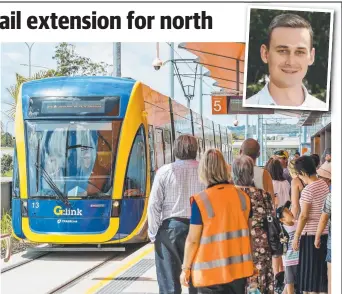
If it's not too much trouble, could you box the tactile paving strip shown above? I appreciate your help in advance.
[96,259,155,294]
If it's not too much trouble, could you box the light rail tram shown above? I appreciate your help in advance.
[12,76,233,246]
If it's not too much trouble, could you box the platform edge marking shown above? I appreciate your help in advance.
[86,244,154,294]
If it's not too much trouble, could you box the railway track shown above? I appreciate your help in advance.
[47,253,120,294]
[1,244,145,294]
[1,252,50,274]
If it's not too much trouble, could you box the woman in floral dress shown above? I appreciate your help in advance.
[233,155,274,293]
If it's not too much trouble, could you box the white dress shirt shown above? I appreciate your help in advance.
[147,159,205,242]
[246,82,327,111]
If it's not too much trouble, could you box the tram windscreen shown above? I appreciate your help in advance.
[25,120,121,198]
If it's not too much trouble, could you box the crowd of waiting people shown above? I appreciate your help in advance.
[147,134,331,294]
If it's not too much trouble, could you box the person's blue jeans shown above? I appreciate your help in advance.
[154,218,197,294]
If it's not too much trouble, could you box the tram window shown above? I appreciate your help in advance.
[205,139,210,151]
[175,131,182,139]
[164,129,172,164]
[12,146,20,198]
[148,125,156,182]
[223,144,227,162]
[197,138,203,160]
[25,120,120,198]
[154,128,165,169]
[123,126,147,197]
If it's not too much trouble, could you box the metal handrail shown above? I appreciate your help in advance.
[1,233,12,262]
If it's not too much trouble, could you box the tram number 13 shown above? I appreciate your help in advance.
[32,202,39,209]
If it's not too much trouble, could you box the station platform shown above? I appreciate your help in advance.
[68,243,190,294]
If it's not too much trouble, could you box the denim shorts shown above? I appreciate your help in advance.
[285,265,298,284]
[326,248,331,263]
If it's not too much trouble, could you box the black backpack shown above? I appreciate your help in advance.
[263,214,289,256]
[262,195,289,256]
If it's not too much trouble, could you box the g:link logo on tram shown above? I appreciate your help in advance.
[53,206,83,216]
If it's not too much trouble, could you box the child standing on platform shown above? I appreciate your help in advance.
[276,201,299,294]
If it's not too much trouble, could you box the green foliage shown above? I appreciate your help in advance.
[0,211,12,235]
[232,133,244,140]
[1,132,14,147]
[247,9,331,101]
[53,42,110,76]
[1,154,13,176]
[4,43,111,120]
[4,70,60,120]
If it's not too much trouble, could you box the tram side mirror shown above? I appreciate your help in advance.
[152,58,163,71]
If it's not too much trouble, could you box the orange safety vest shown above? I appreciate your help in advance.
[190,184,254,288]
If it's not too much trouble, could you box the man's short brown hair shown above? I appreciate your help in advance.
[267,13,314,49]
[240,138,260,161]
[173,134,197,160]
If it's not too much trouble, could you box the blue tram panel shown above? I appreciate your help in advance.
[28,200,111,234]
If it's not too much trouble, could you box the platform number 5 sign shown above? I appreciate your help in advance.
[211,96,227,114]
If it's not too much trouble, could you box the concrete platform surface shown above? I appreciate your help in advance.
[67,243,190,294]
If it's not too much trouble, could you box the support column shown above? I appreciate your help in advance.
[264,122,267,161]
[245,115,249,139]
[325,129,331,150]
[320,132,325,157]
[303,126,307,143]
[256,115,260,166]
[113,42,121,77]
[199,65,203,116]
[259,116,264,166]
[314,137,320,155]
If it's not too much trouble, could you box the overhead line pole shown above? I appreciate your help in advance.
[24,42,35,78]
[169,42,174,100]
[113,42,121,77]
[199,65,203,116]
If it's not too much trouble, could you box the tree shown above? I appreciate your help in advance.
[53,43,110,76]
[3,70,60,120]
[1,133,14,147]
[1,154,13,176]
[4,42,111,120]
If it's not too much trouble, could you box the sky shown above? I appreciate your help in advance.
[0,42,298,135]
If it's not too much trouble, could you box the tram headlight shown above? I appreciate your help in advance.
[111,200,121,217]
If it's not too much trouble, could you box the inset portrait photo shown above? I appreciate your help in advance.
[243,7,334,111]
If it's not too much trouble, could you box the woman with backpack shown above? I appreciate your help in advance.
[232,155,275,293]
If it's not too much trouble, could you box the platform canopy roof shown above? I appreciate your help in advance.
[178,42,245,94]
[178,42,303,119]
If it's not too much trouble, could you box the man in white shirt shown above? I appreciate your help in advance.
[148,134,203,294]
[245,13,327,111]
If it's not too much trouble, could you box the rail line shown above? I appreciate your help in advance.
[47,253,120,294]
[1,252,50,274]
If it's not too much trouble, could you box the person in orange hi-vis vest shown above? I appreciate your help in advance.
[180,149,254,293]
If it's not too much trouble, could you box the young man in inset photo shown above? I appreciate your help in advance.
[246,13,326,109]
